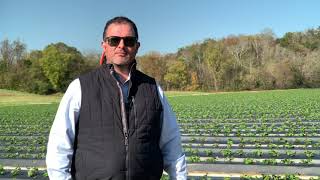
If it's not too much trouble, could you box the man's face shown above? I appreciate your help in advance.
[102,23,140,67]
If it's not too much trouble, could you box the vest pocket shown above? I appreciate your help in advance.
[74,150,87,179]
[136,125,151,141]
[146,109,162,125]
[136,125,151,153]
[145,96,162,110]
[80,126,114,142]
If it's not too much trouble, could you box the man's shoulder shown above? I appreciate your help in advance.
[79,66,104,80]
[134,70,156,83]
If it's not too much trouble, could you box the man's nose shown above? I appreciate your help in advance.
[117,39,125,48]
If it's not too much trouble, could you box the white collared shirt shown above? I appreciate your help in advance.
[46,78,187,180]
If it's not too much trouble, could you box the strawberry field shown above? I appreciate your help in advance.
[1,89,320,179]
[0,104,55,179]
[170,89,320,180]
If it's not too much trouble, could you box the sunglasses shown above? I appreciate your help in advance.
[104,36,138,47]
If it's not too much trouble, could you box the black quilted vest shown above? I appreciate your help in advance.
[71,63,164,180]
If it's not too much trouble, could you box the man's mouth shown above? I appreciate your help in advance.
[116,52,127,56]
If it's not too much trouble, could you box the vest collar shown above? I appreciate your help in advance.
[104,60,137,81]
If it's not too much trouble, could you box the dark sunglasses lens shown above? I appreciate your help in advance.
[106,37,137,47]
[123,37,137,47]
[108,37,121,46]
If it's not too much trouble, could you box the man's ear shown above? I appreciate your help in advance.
[101,41,107,49]
[100,41,107,65]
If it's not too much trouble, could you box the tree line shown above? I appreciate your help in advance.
[0,41,98,94]
[1,27,320,94]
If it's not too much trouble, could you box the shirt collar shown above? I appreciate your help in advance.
[113,71,130,85]
[108,61,136,85]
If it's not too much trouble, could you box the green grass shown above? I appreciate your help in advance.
[165,91,211,97]
[0,89,206,106]
[0,89,62,106]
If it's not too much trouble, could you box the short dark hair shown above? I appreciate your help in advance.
[103,16,139,41]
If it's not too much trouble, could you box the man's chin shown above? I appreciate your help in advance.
[112,58,133,66]
[111,61,131,68]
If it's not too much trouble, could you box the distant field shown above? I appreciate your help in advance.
[165,91,211,97]
[0,88,320,179]
[0,89,62,106]
[0,89,209,105]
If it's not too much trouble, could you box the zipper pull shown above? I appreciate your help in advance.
[124,131,129,146]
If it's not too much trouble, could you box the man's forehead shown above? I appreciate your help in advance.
[106,23,135,35]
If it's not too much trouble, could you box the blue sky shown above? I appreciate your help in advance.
[1,0,319,56]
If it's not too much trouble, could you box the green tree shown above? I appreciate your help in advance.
[138,51,168,86]
[303,51,320,87]
[164,60,188,90]
[0,39,27,90]
[203,39,227,91]
[23,50,54,94]
[176,43,204,90]
[40,42,85,92]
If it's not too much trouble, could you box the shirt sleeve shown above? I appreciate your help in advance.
[46,79,81,179]
[157,85,187,180]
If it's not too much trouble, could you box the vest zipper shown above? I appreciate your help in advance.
[110,67,134,179]
[124,130,129,180]
[114,78,129,180]
[132,97,137,129]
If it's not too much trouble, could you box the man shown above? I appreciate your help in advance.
[46,16,187,180]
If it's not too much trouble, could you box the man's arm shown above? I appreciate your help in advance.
[157,85,187,180]
[46,79,81,179]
